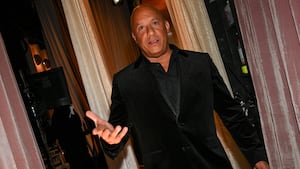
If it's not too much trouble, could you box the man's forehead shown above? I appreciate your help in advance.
[131,5,164,27]
[135,9,158,17]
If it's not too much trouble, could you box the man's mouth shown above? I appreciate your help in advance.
[148,39,159,45]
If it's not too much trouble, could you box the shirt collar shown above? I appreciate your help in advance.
[134,44,181,68]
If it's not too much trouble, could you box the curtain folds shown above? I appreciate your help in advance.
[234,0,300,168]
[60,0,139,169]
[89,0,139,78]
[34,0,99,165]
[34,0,89,121]
[1,33,45,169]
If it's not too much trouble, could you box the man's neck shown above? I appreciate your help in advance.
[146,49,173,72]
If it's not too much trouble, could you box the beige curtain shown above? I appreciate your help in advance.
[234,0,300,168]
[33,0,100,159]
[60,0,139,169]
[34,0,90,120]
[166,0,250,169]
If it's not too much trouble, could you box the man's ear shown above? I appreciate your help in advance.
[132,33,137,42]
[165,21,170,32]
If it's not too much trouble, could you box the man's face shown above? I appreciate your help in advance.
[131,6,170,59]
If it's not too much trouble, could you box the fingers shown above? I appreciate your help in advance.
[86,110,101,123]
[109,125,123,138]
[100,126,129,144]
[111,126,128,141]
[86,111,114,130]
[86,111,128,144]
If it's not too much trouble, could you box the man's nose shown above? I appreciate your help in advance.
[146,26,155,35]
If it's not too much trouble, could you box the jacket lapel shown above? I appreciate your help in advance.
[177,50,194,118]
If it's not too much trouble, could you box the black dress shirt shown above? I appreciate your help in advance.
[148,53,180,116]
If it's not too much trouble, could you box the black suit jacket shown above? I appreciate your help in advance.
[101,45,267,169]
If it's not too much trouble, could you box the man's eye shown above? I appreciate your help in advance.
[137,26,144,31]
[153,21,159,25]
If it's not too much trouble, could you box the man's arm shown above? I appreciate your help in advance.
[207,56,269,169]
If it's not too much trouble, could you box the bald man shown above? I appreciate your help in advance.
[87,4,269,169]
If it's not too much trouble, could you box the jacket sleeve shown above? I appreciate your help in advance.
[100,75,130,159]
[208,56,268,167]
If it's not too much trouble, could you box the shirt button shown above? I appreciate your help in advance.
[181,145,190,151]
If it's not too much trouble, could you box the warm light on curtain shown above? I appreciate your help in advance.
[60,0,139,169]
[34,0,101,164]
[89,0,139,78]
[34,0,90,120]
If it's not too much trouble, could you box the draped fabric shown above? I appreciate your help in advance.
[33,0,101,160]
[234,0,300,168]
[60,0,139,169]
[165,1,250,169]
[88,0,139,78]
[34,0,90,121]
[0,33,45,169]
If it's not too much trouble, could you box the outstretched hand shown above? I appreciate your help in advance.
[86,111,128,144]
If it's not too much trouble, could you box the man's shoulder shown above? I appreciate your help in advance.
[112,58,142,80]
[177,49,210,62]
[114,62,135,76]
[170,44,209,59]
